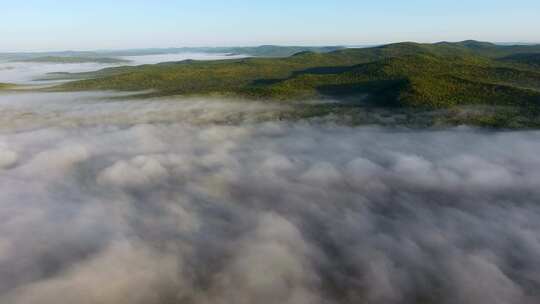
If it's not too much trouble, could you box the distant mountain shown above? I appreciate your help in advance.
[0,46,344,61]
[213,46,344,57]
[0,51,98,61]
[14,56,130,64]
[92,46,344,58]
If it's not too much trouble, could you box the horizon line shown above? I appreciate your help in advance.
[1,40,539,54]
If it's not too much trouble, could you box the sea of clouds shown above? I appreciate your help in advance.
[1,90,540,304]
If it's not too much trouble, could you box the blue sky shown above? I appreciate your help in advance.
[2,0,539,51]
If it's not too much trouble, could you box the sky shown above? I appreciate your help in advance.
[1,0,539,52]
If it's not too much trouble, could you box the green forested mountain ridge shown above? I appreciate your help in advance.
[57,41,540,110]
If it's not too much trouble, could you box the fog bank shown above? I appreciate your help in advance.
[1,91,540,303]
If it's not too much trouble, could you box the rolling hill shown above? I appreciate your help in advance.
[57,41,540,110]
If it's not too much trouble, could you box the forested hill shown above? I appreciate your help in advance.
[57,41,540,110]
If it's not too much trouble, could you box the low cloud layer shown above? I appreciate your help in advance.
[1,91,540,303]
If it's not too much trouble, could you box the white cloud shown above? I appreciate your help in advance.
[1,91,540,303]
[98,156,169,189]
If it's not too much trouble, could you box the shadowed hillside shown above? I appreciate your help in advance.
[501,53,540,68]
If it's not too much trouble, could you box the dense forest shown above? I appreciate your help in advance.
[54,41,540,127]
